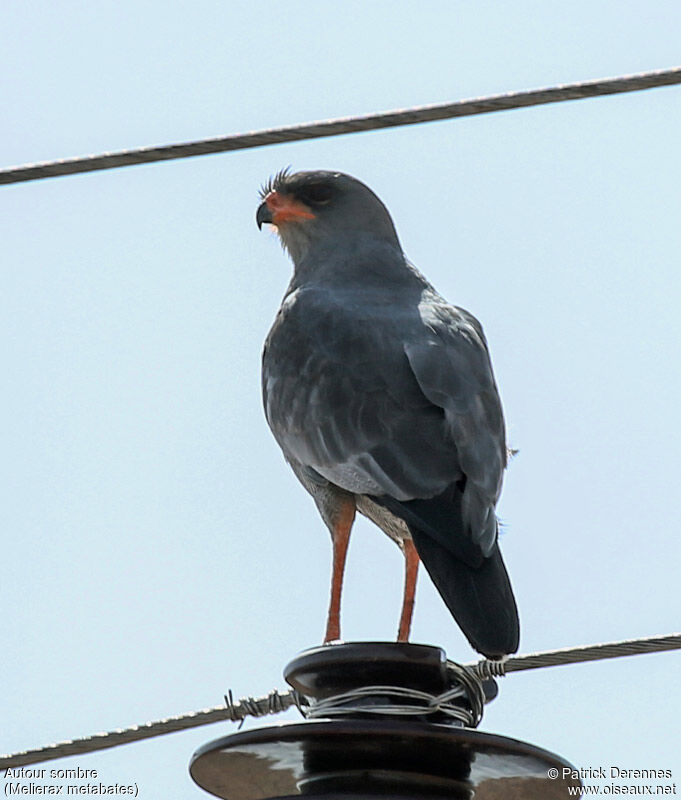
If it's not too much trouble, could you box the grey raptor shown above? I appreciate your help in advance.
[257,169,519,658]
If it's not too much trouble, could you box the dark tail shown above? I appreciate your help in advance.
[409,526,519,658]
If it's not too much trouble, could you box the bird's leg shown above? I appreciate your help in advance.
[397,539,420,642]
[324,499,356,644]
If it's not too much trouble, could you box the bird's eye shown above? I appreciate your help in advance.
[300,183,334,205]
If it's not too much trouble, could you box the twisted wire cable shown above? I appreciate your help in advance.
[1,66,680,186]
[301,662,484,728]
[2,632,678,769]
[472,632,681,679]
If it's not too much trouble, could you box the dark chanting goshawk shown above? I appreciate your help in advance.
[257,169,519,658]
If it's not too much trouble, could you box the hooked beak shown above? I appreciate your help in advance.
[256,201,272,230]
[256,190,315,230]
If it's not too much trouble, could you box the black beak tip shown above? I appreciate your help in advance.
[256,202,272,230]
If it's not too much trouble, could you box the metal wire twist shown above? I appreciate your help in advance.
[301,663,485,728]
[224,688,305,729]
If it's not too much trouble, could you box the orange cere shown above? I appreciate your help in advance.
[265,190,315,225]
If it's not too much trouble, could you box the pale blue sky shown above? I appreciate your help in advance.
[2,1,681,795]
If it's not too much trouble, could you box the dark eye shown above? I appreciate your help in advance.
[300,183,334,205]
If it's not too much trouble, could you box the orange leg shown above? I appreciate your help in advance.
[324,500,356,644]
[397,539,420,642]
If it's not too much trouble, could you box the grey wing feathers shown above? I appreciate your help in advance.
[263,287,506,556]
[402,303,507,555]
[263,288,452,498]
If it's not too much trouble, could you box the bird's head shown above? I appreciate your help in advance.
[256,169,400,263]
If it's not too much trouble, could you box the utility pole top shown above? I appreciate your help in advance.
[190,642,581,799]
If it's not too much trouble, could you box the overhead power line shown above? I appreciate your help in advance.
[2,632,679,769]
[473,632,681,677]
[1,66,680,187]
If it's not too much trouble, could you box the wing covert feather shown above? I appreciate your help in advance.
[263,285,507,549]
